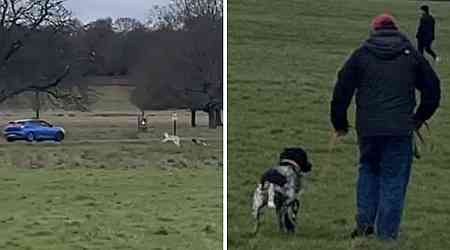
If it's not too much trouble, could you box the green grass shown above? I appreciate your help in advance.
[0,64,223,249]
[0,141,222,250]
[0,97,222,249]
[0,167,221,250]
[228,0,450,249]
[90,85,137,112]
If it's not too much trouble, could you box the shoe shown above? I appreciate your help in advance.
[351,225,374,239]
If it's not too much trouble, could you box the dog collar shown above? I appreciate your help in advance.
[280,159,299,168]
[280,159,303,176]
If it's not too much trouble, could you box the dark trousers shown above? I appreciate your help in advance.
[356,136,413,240]
[417,39,437,59]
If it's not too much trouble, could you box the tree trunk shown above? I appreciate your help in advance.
[208,109,217,129]
[216,110,222,126]
[191,110,196,127]
[35,91,40,119]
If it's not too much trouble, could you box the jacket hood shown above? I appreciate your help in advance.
[363,30,412,60]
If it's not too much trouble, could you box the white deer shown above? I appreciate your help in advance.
[162,132,181,147]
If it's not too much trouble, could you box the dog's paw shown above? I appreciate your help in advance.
[252,223,260,236]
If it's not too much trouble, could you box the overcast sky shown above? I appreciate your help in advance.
[65,0,170,24]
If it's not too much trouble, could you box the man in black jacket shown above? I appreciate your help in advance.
[416,5,439,61]
[330,14,440,240]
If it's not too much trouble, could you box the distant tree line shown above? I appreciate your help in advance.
[131,0,223,128]
[0,0,223,128]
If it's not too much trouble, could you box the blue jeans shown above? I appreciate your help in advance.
[356,136,413,240]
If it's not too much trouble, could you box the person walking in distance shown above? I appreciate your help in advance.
[331,14,441,240]
[416,5,440,62]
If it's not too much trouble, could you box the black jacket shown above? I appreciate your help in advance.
[331,29,440,137]
[416,13,435,42]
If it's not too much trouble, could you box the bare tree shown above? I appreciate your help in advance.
[0,0,71,67]
[182,16,222,128]
[83,17,116,75]
[148,0,222,29]
[134,0,223,128]
[130,30,190,111]
[187,82,222,128]
[114,17,144,33]
[148,4,178,30]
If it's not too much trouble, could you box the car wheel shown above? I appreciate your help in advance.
[55,132,64,142]
[26,132,35,142]
[6,138,15,142]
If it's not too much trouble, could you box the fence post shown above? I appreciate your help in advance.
[172,112,177,136]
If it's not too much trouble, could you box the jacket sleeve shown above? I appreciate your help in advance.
[330,50,361,132]
[413,55,441,122]
[431,17,435,40]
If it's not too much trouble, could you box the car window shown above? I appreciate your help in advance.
[39,121,52,127]
[25,121,40,126]
[25,121,36,126]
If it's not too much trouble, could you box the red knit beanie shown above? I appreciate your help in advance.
[371,14,398,30]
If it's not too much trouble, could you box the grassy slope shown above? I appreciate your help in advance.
[0,85,136,112]
[90,85,137,112]
[228,0,450,249]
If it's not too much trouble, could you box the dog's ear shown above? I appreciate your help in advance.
[280,147,311,170]
[302,162,312,173]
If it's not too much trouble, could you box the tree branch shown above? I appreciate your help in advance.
[0,65,70,103]
[0,0,8,28]
[1,0,70,67]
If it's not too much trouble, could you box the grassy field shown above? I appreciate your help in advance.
[0,86,223,249]
[228,0,450,249]
[1,85,137,112]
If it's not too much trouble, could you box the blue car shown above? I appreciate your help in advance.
[3,119,65,142]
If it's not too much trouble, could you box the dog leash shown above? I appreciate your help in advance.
[413,121,431,159]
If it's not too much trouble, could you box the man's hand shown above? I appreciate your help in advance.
[413,119,424,131]
[335,130,348,137]
[329,129,348,151]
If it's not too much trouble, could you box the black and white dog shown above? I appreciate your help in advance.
[252,147,312,234]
